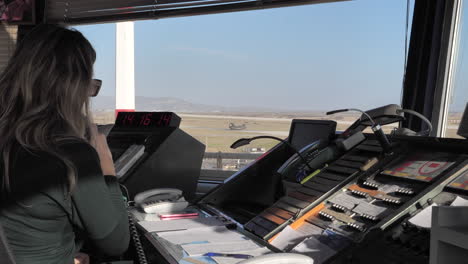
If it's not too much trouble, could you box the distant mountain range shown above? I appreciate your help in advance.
[90,96,293,113]
[92,96,468,114]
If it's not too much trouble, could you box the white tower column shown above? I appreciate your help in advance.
[115,21,135,116]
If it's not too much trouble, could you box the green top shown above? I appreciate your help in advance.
[0,141,130,264]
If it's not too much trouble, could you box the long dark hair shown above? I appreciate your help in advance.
[0,24,96,194]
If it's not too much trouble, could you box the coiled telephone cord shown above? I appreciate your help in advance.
[128,210,148,264]
[121,183,148,264]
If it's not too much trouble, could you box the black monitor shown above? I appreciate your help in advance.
[106,112,205,202]
[288,119,337,150]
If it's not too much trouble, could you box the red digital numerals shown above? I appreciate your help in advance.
[122,114,135,125]
[140,113,153,126]
[121,113,171,127]
[158,113,171,126]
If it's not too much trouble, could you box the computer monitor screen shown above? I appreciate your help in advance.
[381,152,457,182]
[288,120,337,150]
[448,169,468,191]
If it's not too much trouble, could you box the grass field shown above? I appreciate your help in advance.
[93,111,463,153]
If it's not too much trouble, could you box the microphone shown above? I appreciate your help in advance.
[230,135,314,172]
[327,108,392,153]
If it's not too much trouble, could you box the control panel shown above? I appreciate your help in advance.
[266,137,468,263]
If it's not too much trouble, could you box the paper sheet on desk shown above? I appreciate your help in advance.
[181,256,218,264]
[270,223,323,251]
[408,196,468,229]
[182,240,261,256]
[450,196,468,206]
[157,226,247,244]
[271,226,308,251]
[408,204,435,229]
[271,222,323,251]
[210,257,240,264]
[138,217,226,233]
[210,248,272,264]
[150,235,185,261]
[291,236,335,264]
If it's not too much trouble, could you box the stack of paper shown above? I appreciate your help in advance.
[138,216,227,233]
[181,240,261,256]
[158,226,246,244]
[148,224,272,264]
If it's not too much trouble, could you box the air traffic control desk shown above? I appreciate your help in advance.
[123,114,468,264]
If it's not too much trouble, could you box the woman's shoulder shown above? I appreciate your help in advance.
[56,138,100,164]
[57,138,96,153]
[11,138,97,163]
[57,138,95,151]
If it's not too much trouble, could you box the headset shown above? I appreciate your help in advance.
[330,104,433,138]
[391,108,433,136]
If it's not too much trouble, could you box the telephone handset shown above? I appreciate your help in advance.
[134,188,189,214]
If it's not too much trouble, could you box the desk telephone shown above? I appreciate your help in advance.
[134,188,189,214]
[127,188,189,264]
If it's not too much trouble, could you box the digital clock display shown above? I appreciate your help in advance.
[114,112,181,129]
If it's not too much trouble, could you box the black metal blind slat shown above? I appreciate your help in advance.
[65,0,248,19]
[47,0,232,17]
[48,0,154,12]
[45,0,348,24]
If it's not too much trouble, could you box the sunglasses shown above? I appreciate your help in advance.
[90,79,102,97]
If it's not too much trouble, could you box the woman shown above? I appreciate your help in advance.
[0,24,130,264]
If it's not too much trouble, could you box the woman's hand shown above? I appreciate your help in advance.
[74,252,90,264]
[89,124,116,176]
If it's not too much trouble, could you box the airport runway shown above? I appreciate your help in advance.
[180,126,289,137]
[180,113,338,123]
[180,114,460,130]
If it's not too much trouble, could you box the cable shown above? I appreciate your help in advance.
[120,183,147,264]
[128,211,148,264]
[231,135,315,172]
[120,183,130,200]
[397,108,433,135]
[327,108,392,153]
[326,108,375,125]
[348,108,376,126]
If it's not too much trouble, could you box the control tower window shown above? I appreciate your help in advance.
[445,1,468,138]
[77,0,414,175]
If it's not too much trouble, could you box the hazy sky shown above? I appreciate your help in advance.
[77,0,466,112]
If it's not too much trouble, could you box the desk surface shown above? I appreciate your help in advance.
[133,207,274,264]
